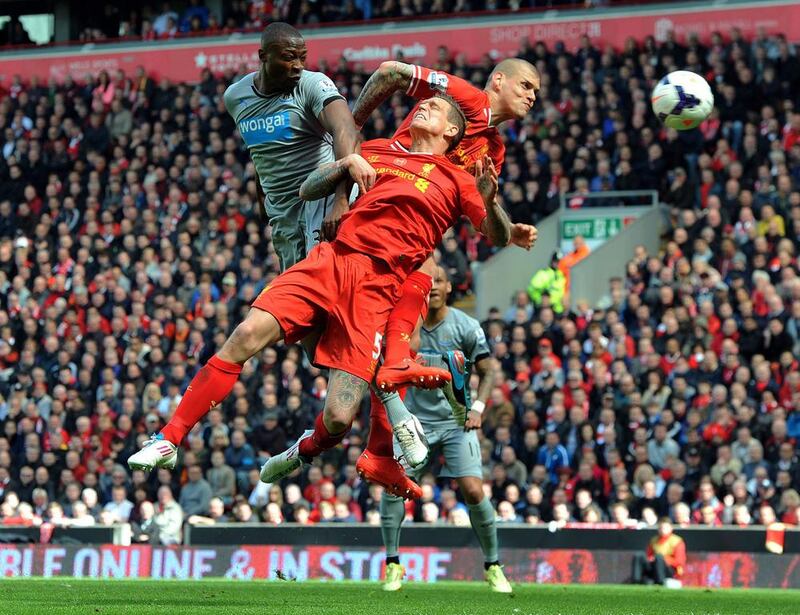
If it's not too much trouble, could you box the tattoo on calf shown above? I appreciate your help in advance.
[328,369,368,410]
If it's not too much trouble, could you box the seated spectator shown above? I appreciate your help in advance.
[179,464,213,518]
[187,497,229,525]
[103,485,134,523]
[133,501,157,543]
[631,518,686,585]
[206,450,236,505]
[154,486,183,545]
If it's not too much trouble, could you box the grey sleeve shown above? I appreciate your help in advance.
[461,316,491,363]
[223,83,239,120]
[301,71,345,118]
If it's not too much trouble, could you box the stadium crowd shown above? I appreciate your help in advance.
[56,1,618,46]
[1,24,800,542]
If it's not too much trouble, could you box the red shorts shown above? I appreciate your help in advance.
[252,242,404,382]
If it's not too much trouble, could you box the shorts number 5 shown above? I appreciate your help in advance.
[371,331,383,361]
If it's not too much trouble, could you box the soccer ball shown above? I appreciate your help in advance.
[651,70,714,130]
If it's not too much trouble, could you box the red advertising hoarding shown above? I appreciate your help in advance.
[0,1,797,84]
[1,544,799,587]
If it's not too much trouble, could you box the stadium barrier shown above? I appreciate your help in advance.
[1,525,797,586]
[0,525,122,545]
[0,0,797,83]
[1,543,799,587]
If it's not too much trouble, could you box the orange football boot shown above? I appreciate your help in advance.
[376,357,451,392]
[356,451,422,500]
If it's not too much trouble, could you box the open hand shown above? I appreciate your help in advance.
[474,155,498,203]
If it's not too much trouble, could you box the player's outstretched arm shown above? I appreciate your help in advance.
[299,154,374,201]
[474,156,511,247]
[352,61,414,128]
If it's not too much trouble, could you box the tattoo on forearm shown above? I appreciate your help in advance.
[352,62,414,127]
[484,200,512,247]
[475,358,495,404]
[300,160,349,200]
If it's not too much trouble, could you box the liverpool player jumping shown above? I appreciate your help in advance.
[349,58,540,497]
[127,95,514,476]
[224,23,427,471]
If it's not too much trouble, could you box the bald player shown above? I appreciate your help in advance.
[223,22,369,270]
[350,58,540,498]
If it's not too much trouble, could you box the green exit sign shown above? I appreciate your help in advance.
[562,217,624,240]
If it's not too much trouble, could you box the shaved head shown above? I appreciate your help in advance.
[487,58,538,83]
[261,22,303,49]
[485,57,540,122]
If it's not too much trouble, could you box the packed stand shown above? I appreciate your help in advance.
[1,27,800,539]
[61,0,618,46]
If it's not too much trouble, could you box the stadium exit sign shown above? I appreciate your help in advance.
[560,214,638,252]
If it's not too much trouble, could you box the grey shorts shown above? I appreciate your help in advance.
[394,426,483,479]
[267,195,333,272]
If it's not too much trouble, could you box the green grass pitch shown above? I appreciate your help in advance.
[2,579,799,614]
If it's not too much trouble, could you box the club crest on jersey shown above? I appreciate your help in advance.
[368,155,380,163]
[420,163,436,177]
[237,111,291,146]
[427,71,449,94]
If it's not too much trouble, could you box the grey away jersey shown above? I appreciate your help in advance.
[406,307,491,429]
[224,70,344,215]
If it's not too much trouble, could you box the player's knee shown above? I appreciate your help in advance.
[323,402,355,433]
[461,480,484,505]
[227,321,260,356]
[225,316,275,359]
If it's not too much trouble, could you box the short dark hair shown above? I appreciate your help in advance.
[261,22,303,49]
[433,93,466,152]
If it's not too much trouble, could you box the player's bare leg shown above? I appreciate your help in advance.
[458,476,511,593]
[128,309,283,471]
[376,257,451,391]
[260,369,369,482]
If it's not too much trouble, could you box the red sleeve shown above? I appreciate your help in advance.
[669,539,686,576]
[407,65,489,121]
[456,171,487,233]
[646,541,654,561]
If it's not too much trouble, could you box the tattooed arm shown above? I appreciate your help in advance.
[474,156,511,247]
[474,357,495,407]
[352,61,414,128]
[464,356,496,431]
[299,154,375,201]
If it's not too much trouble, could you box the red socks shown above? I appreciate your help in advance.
[160,355,242,445]
[298,412,350,458]
[366,391,395,457]
[383,271,432,366]
[365,388,407,457]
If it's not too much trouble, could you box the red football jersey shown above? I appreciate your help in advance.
[334,139,487,274]
[392,65,505,172]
